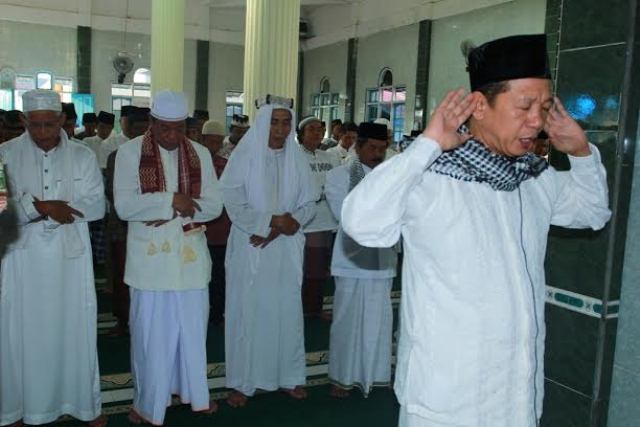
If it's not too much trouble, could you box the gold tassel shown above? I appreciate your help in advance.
[161,240,171,253]
[147,242,158,256]
[182,245,197,263]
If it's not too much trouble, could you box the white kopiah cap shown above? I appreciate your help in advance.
[150,90,189,122]
[22,89,62,113]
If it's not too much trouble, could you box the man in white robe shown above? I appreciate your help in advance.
[297,116,340,319]
[326,122,358,164]
[326,122,398,399]
[114,90,222,425]
[341,34,612,426]
[0,89,106,427]
[84,111,115,169]
[221,95,318,407]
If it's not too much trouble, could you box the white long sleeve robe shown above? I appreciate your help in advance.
[114,136,222,291]
[341,136,611,426]
[0,132,105,425]
[223,147,317,396]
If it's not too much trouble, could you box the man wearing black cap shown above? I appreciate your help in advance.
[193,109,209,137]
[341,34,611,426]
[76,112,97,140]
[325,122,398,399]
[84,111,115,169]
[61,103,84,145]
[186,116,202,143]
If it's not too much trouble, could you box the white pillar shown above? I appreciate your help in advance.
[243,0,300,121]
[151,0,185,94]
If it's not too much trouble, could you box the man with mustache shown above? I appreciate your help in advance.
[325,122,398,399]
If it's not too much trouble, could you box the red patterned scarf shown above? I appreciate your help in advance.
[139,129,201,198]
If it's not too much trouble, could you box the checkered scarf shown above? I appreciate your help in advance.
[139,129,202,198]
[428,138,548,191]
[348,158,366,192]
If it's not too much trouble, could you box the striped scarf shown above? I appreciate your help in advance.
[428,138,548,191]
[138,129,201,198]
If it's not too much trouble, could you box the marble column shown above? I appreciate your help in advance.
[243,0,300,121]
[150,0,185,94]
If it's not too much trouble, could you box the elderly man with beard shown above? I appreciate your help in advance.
[221,96,318,408]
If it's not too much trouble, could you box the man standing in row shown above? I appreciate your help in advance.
[201,120,231,325]
[0,89,106,427]
[325,122,397,398]
[218,113,249,159]
[341,34,611,426]
[222,96,318,407]
[84,111,115,169]
[76,112,97,140]
[326,121,358,164]
[114,90,222,425]
[297,116,340,319]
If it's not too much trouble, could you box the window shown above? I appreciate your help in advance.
[365,69,406,144]
[36,72,52,90]
[133,68,151,85]
[111,68,151,131]
[54,77,73,103]
[225,91,244,133]
[310,78,340,135]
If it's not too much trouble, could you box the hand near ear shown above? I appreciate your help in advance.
[545,97,591,157]
[423,88,476,151]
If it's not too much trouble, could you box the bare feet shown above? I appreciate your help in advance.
[88,414,108,427]
[281,386,308,400]
[329,385,350,399]
[226,391,249,408]
[127,409,145,425]
[196,400,219,415]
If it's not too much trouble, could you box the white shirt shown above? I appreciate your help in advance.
[325,144,352,164]
[300,146,340,233]
[114,137,223,291]
[341,136,611,424]
[325,162,397,279]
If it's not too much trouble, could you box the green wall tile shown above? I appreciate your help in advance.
[195,40,209,111]
[555,44,626,131]
[544,304,599,396]
[559,0,629,50]
[542,379,591,426]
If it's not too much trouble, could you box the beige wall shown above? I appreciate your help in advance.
[354,23,419,134]
[301,41,348,119]
[207,42,244,126]
[427,0,546,115]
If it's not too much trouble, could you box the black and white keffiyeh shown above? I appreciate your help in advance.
[428,138,548,191]
[348,158,366,192]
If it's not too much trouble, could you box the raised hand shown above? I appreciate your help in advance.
[172,193,201,218]
[545,96,591,157]
[423,88,476,151]
[34,199,84,224]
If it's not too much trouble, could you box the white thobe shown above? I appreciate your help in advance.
[341,136,611,426]
[326,144,352,164]
[0,132,105,425]
[223,148,316,396]
[84,135,110,169]
[114,137,222,425]
[325,163,397,396]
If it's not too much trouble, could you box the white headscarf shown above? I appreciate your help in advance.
[221,103,318,213]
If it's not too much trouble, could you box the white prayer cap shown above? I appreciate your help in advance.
[202,120,225,136]
[150,90,189,122]
[373,117,392,130]
[22,89,62,113]
[298,115,321,132]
